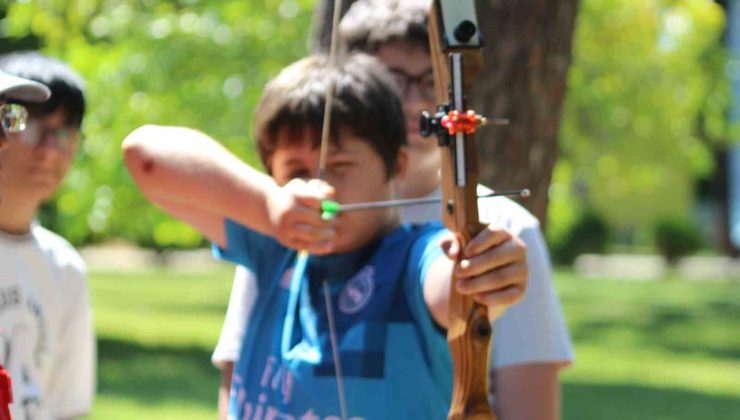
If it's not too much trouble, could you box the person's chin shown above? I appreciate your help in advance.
[330,236,363,255]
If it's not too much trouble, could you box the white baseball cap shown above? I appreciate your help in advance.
[0,70,50,102]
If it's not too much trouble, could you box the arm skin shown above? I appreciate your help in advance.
[218,362,234,420]
[495,363,562,420]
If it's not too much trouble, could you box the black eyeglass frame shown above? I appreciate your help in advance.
[387,68,436,101]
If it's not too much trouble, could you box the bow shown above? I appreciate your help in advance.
[422,1,496,419]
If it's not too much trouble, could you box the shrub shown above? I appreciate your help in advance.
[653,218,702,264]
[551,210,610,265]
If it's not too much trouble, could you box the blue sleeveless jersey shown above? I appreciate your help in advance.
[214,220,452,420]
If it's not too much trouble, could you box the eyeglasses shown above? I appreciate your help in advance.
[9,116,79,153]
[1,103,29,133]
[388,69,436,101]
[1,103,29,150]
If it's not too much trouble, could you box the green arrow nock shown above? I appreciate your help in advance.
[321,200,340,220]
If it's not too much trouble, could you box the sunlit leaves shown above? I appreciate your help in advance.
[550,0,728,245]
[4,0,315,247]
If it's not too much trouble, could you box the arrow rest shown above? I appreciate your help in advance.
[420,105,451,146]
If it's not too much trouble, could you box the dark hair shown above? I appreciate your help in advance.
[339,0,430,53]
[254,53,405,179]
[0,51,86,129]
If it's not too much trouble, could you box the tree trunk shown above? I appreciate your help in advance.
[473,0,579,226]
[311,0,579,226]
[309,0,358,53]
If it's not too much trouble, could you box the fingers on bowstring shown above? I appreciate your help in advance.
[284,178,336,210]
[287,204,336,228]
[305,179,336,201]
[288,222,335,252]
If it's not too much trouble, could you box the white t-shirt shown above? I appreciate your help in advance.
[0,223,95,420]
[213,186,573,370]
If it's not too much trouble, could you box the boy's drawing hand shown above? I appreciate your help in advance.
[441,226,528,315]
[267,178,336,254]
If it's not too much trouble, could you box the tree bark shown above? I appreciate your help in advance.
[311,0,580,226]
[310,0,358,53]
[473,0,579,226]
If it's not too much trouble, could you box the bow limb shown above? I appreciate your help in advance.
[427,1,495,419]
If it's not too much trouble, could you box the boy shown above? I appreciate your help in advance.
[123,53,527,419]
[216,1,573,418]
[0,52,95,420]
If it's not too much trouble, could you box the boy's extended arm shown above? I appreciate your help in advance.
[122,125,278,247]
[123,125,335,252]
[495,363,561,420]
[423,226,528,329]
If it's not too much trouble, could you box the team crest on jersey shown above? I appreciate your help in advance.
[338,266,375,314]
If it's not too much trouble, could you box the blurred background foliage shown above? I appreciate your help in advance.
[2,0,316,248]
[0,0,732,258]
[550,0,729,259]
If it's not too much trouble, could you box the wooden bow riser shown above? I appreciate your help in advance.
[428,2,496,419]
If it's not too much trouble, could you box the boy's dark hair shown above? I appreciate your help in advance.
[339,0,430,53]
[0,51,86,129]
[254,53,405,179]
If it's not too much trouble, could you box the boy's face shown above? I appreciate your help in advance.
[271,127,405,253]
[0,108,79,203]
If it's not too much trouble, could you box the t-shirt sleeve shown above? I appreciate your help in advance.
[491,224,574,368]
[212,218,284,283]
[46,260,95,418]
[404,224,448,339]
[212,265,258,368]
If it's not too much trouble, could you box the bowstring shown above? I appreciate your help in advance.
[317,1,348,419]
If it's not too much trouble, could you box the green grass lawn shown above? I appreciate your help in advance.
[87,267,740,419]
[90,267,235,419]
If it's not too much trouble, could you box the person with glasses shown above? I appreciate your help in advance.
[0,67,50,420]
[0,51,94,420]
[212,1,573,419]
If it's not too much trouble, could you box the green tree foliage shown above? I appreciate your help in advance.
[2,0,730,250]
[549,0,728,249]
[3,0,315,247]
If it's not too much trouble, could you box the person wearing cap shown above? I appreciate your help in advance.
[0,52,94,420]
[0,67,50,420]
[0,69,50,149]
